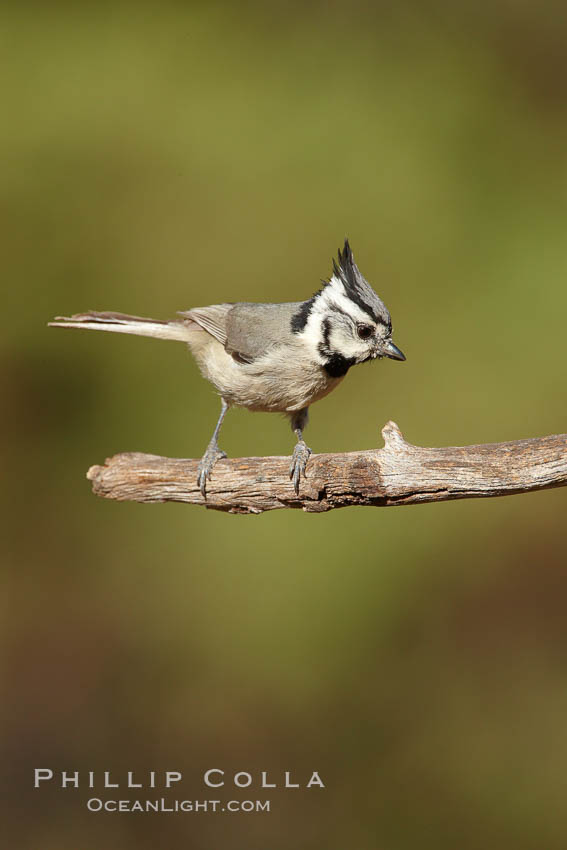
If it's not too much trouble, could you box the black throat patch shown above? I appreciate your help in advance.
[323,353,354,378]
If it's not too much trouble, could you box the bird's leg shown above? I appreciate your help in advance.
[289,407,312,495]
[197,398,229,497]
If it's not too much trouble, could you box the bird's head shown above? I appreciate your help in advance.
[293,240,405,378]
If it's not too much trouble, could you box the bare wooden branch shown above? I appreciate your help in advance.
[85,422,567,514]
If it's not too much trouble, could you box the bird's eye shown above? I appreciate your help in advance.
[357,324,374,340]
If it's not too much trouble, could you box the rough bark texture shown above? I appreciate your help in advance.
[86,422,567,514]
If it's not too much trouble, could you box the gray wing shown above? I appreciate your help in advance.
[224,302,303,363]
[178,304,233,345]
[179,302,304,363]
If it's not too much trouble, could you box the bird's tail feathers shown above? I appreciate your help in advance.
[48,311,194,343]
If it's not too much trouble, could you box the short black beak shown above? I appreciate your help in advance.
[384,340,406,361]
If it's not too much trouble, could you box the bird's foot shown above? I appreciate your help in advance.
[197,441,227,497]
[289,440,312,495]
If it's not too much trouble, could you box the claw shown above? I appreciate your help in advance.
[197,443,227,498]
[289,440,312,495]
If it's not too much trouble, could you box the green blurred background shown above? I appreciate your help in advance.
[3,1,567,847]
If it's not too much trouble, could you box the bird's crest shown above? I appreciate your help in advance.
[329,239,389,327]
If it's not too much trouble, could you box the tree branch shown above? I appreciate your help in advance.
[85,422,567,514]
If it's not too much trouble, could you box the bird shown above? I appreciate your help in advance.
[49,239,405,496]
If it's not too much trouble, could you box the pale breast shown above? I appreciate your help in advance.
[187,332,343,412]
